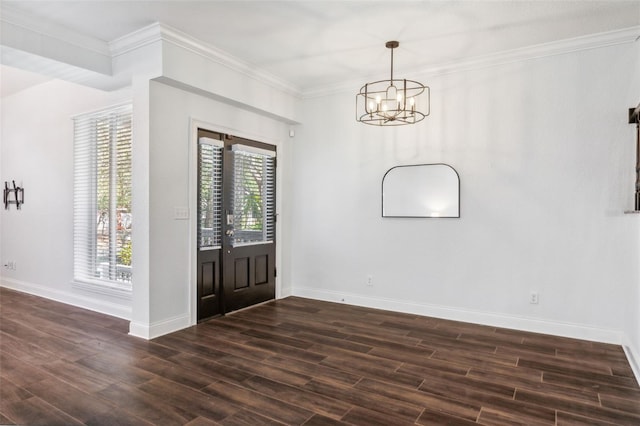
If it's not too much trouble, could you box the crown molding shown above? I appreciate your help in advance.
[3,3,637,103]
[302,25,640,99]
[108,22,164,57]
[110,22,302,98]
[427,25,640,75]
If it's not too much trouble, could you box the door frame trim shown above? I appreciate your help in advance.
[188,118,284,325]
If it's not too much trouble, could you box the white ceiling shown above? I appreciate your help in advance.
[1,0,639,95]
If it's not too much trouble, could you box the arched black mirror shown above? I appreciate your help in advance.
[382,164,460,218]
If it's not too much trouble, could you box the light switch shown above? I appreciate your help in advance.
[174,207,189,220]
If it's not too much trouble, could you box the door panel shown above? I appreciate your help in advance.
[198,252,220,319]
[222,137,276,314]
[223,245,275,312]
[234,257,250,289]
[197,130,224,320]
[197,130,276,320]
[201,261,215,295]
[255,255,268,285]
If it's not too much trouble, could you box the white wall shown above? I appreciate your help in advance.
[123,29,300,338]
[2,25,638,382]
[0,79,132,317]
[0,57,294,338]
[626,217,640,377]
[625,42,640,379]
[143,80,291,335]
[0,27,299,338]
[291,42,640,352]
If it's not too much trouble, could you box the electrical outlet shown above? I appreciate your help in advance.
[366,275,373,287]
[529,291,539,304]
[4,261,15,270]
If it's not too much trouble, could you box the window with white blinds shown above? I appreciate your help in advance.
[198,137,223,249]
[231,145,276,246]
[73,104,132,289]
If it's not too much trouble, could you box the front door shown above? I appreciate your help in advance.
[197,129,276,321]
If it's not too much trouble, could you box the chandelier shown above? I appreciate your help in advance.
[356,41,429,126]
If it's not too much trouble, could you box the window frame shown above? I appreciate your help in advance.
[72,103,133,297]
[230,144,276,247]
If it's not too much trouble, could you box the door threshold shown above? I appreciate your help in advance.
[225,298,275,315]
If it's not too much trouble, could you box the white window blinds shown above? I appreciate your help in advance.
[231,145,276,246]
[198,137,224,249]
[73,104,132,288]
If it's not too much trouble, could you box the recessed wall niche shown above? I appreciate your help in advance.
[382,164,460,218]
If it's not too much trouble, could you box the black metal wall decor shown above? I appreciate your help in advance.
[4,181,24,210]
[630,103,640,212]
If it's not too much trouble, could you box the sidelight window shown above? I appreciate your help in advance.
[198,137,224,249]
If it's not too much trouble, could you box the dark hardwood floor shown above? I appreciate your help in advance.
[1,287,639,425]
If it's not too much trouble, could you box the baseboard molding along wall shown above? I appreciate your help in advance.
[3,277,638,384]
[623,337,640,386]
[1,277,132,320]
[292,286,640,384]
[294,287,625,343]
[278,285,294,299]
[129,314,191,340]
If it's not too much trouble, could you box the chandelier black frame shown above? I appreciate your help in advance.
[356,41,429,126]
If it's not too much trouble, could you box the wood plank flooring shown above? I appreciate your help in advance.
[1,287,639,425]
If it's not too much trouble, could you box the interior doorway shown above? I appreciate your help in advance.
[196,129,276,321]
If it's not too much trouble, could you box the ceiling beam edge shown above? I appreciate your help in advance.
[110,22,302,99]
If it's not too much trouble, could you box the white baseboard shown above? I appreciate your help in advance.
[128,321,151,339]
[622,336,640,386]
[133,285,293,340]
[294,285,640,385]
[129,313,191,340]
[5,276,636,384]
[1,277,132,320]
[292,287,625,345]
[278,285,293,299]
